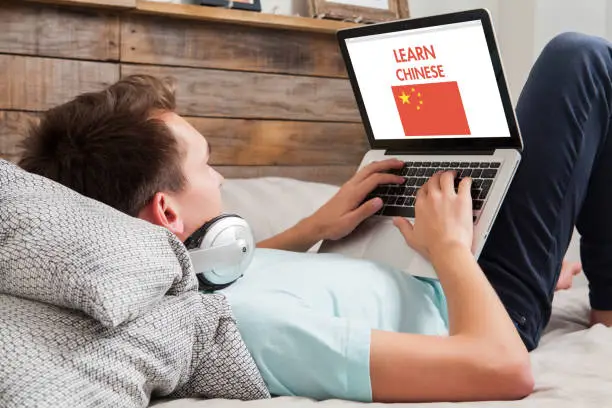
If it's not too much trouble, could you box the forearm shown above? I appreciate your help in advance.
[256,217,323,252]
[431,244,526,353]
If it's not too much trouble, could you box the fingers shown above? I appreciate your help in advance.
[353,159,404,183]
[458,176,472,198]
[427,172,443,194]
[343,197,383,232]
[439,171,456,194]
[392,216,415,246]
[360,172,404,196]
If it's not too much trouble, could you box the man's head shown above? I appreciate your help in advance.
[18,75,224,241]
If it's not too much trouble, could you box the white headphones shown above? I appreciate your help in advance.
[184,214,255,291]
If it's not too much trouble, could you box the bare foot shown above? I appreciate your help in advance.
[555,260,582,291]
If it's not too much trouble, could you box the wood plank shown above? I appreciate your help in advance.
[188,117,367,166]
[217,165,356,186]
[0,112,359,185]
[121,64,360,122]
[122,14,347,78]
[0,2,120,61]
[0,55,119,111]
[0,111,38,163]
[135,0,360,34]
[24,0,136,9]
[0,112,368,166]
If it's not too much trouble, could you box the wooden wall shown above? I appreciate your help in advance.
[0,0,369,185]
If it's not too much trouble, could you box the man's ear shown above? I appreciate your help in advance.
[138,192,185,237]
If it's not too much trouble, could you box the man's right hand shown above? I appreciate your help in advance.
[392,171,474,263]
[370,171,532,403]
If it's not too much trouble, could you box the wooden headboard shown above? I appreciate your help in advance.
[0,0,369,185]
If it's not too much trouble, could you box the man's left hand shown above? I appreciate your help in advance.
[306,159,405,241]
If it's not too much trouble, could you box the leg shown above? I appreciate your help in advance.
[479,32,612,350]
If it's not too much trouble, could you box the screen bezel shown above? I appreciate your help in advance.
[337,9,523,152]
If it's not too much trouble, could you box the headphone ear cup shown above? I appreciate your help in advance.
[186,214,255,291]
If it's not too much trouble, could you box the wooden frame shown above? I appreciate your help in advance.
[309,0,409,23]
[0,0,368,186]
[200,0,261,12]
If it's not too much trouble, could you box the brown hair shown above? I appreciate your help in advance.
[18,75,186,217]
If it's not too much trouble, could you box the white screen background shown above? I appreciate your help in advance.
[345,21,511,140]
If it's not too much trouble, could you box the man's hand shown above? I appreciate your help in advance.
[393,171,474,262]
[257,158,404,252]
[307,158,405,241]
[370,171,533,403]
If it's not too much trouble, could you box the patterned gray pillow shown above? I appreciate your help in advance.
[0,291,270,407]
[0,159,197,327]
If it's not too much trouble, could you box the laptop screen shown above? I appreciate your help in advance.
[344,20,511,141]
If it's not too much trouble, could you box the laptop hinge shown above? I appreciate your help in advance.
[384,149,496,156]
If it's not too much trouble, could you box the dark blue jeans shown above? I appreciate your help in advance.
[479,32,612,351]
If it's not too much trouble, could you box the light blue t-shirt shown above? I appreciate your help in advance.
[216,248,448,402]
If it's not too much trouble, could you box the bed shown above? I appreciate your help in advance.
[146,177,612,408]
[1,1,611,406]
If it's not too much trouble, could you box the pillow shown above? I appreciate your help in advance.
[0,291,270,407]
[0,160,198,328]
[221,177,339,245]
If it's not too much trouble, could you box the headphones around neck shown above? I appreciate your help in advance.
[184,214,255,291]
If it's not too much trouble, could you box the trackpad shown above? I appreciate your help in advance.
[318,217,439,280]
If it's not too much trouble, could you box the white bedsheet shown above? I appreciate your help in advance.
[151,177,612,408]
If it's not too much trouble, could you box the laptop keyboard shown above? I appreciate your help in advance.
[364,160,501,221]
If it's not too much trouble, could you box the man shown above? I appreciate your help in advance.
[17,32,610,403]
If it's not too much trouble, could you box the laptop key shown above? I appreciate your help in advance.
[416,168,426,176]
[407,168,417,176]
[480,187,491,199]
[480,162,490,168]
[490,162,501,168]
[453,178,461,191]
[482,179,493,189]
[382,206,415,218]
[416,178,427,186]
[372,187,387,195]
[473,200,484,210]
[471,169,483,178]
[482,169,497,178]
[470,162,479,168]
[460,162,470,168]
[441,162,450,167]
[406,177,417,186]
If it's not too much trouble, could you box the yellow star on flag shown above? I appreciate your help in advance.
[399,91,410,104]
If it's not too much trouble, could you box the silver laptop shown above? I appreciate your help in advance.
[318,9,523,280]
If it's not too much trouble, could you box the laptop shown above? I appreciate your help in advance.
[318,9,524,280]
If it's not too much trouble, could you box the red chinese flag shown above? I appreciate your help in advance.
[391,82,471,136]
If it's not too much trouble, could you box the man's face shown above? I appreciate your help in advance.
[160,112,224,240]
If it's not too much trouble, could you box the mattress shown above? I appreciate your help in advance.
[151,177,612,408]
